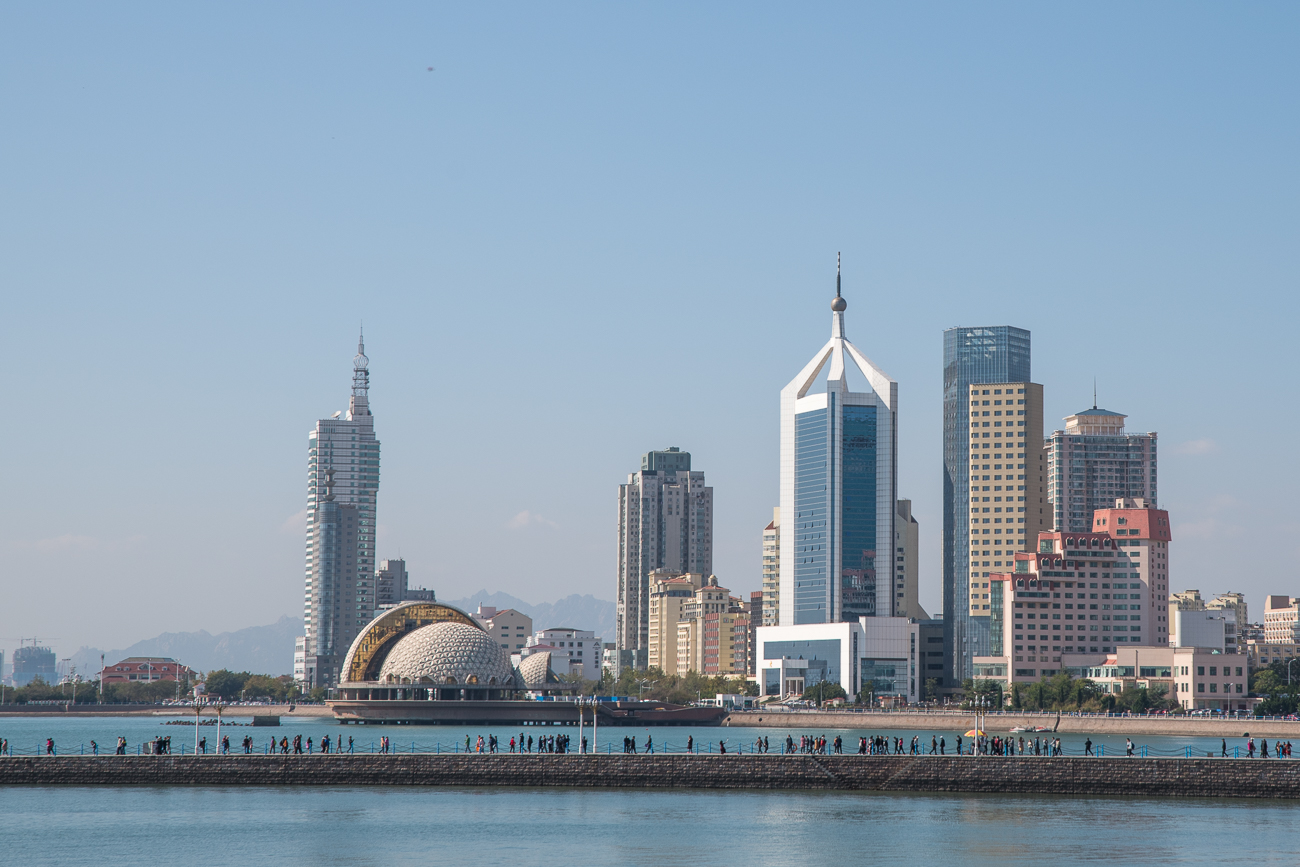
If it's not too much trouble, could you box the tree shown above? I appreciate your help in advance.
[1252,669,1282,696]
[803,681,847,705]
[204,669,248,700]
[924,678,940,703]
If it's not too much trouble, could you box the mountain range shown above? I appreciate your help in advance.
[66,592,615,677]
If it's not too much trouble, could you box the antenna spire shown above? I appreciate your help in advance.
[1093,377,1097,410]
[836,252,841,297]
[830,253,847,313]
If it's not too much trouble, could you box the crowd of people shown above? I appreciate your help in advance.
[9,730,1299,758]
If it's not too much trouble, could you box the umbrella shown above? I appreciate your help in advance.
[964,730,984,737]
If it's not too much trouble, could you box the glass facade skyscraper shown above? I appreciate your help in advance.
[942,326,1030,685]
[780,272,897,627]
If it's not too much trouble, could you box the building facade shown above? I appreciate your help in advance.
[101,657,194,684]
[646,571,705,672]
[780,265,897,627]
[616,448,713,669]
[473,606,534,654]
[893,500,928,620]
[11,643,56,686]
[761,508,780,626]
[963,382,1047,620]
[1264,596,1300,643]
[1047,406,1157,534]
[756,618,920,704]
[298,333,382,689]
[942,325,1032,686]
[972,500,1173,684]
[524,628,602,681]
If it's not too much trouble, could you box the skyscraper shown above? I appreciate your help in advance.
[616,447,713,669]
[942,326,1031,685]
[963,382,1048,620]
[1047,405,1157,533]
[779,261,897,626]
[298,333,381,689]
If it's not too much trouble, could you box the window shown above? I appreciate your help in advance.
[1197,683,1204,693]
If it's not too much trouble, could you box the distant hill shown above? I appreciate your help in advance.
[69,616,300,677]
[64,592,617,678]
[444,591,615,642]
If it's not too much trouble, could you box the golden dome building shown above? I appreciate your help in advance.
[329,601,578,724]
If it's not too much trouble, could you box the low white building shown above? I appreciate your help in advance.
[756,618,919,704]
[521,627,602,681]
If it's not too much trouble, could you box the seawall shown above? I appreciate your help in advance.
[724,711,1300,737]
[3,755,1299,798]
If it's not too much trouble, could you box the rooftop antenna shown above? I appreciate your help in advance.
[1093,378,1097,410]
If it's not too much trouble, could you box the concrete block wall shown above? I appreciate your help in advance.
[2,755,1300,798]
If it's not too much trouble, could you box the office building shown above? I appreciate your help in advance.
[374,559,409,610]
[524,628,602,681]
[780,262,897,627]
[756,618,920,704]
[616,448,713,669]
[761,508,780,626]
[1264,596,1300,643]
[1247,639,1300,673]
[942,325,1032,685]
[972,498,1172,682]
[473,606,534,654]
[963,382,1047,620]
[299,332,381,689]
[11,643,56,686]
[893,499,929,620]
[1047,405,1157,534]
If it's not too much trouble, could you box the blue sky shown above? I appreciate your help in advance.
[1,4,1297,657]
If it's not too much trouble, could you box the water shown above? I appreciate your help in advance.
[0,714,1281,758]
[1,786,1298,866]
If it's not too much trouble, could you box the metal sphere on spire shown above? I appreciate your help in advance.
[831,252,847,311]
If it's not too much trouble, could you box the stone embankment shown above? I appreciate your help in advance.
[724,711,1300,737]
[3,755,1300,798]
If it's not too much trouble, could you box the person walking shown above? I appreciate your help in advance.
[348,736,354,754]
[1125,738,1134,757]
[1085,738,1093,756]
[1222,739,1227,758]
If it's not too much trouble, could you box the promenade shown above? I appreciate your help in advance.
[3,754,1300,798]
[724,710,1300,737]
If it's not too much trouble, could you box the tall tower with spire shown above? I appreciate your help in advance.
[778,257,898,626]
[296,331,382,689]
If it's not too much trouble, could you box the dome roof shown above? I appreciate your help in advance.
[378,621,517,686]
[518,651,556,689]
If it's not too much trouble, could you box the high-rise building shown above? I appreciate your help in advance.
[647,570,704,672]
[963,382,1048,619]
[972,497,1172,682]
[299,333,381,689]
[780,262,897,627]
[746,590,763,676]
[374,559,409,611]
[942,325,1031,685]
[761,508,780,626]
[615,448,713,669]
[1264,596,1300,643]
[1047,405,1157,534]
[893,499,929,620]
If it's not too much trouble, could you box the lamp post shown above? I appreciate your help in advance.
[189,696,206,754]
[212,701,228,755]
[98,654,104,704]
[1288,658,1299,686]
[592,695,598,754]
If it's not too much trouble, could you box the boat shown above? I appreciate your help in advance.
[1009,726,1029,732]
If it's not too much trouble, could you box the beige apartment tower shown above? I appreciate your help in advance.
[966,381,1047,617]
[761,508,779,627]
[893,499,928,620]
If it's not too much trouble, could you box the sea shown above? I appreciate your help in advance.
[2,715,1297,866]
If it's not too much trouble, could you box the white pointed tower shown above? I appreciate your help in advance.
[779,256,897,625]
[296,329,383,689]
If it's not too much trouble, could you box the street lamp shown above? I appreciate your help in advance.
[1287,658,1299,686]
[189,696,207,754]
[212,701,228,755]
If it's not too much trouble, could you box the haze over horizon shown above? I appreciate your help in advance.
[2,5,1297,659]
